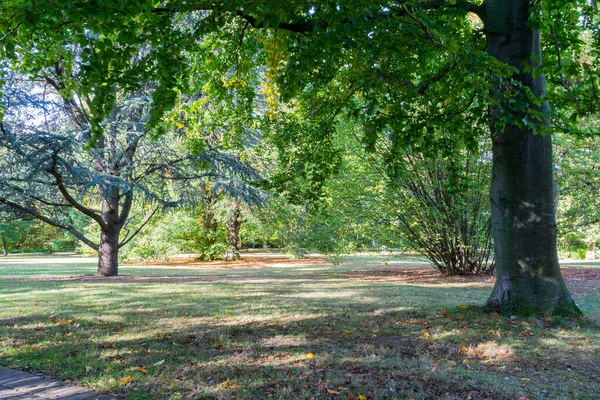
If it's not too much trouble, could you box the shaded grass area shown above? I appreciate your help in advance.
[0,254,599,399]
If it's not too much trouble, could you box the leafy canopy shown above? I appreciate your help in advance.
[1,1,598,194]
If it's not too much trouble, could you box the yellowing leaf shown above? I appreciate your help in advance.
[423,331,430,340]
[359,395,367,400]
[306,352,315,359]
[443,97,453,106]
[458,343,468,353]
[458,303,467,309]
[327,389,342,395]
[119,376,133,385]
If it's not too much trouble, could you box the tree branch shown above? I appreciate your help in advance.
[118,190,133,227]
[0,22,22,42]
[549,25,571,91]
[46,163,107,229]
[118,206,160,248]
[0,196,99,251]
[382,61,457,94]
[132,155,193,181]
[151,1,484,33]
[41,70,90,128]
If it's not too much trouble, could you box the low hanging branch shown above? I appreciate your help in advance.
[0,68,264,276]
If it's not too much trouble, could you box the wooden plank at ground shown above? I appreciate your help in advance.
[0,388,20,400]
[0,387,39,400]
[59,392,104,400]
[4,377,63,392]
[1,376,45,388]
[0,368,120,400]
[0,370,31,385]
[35,385,93,399]
[24,380,66,395]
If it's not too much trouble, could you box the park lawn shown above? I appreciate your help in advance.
[0,254,599,400]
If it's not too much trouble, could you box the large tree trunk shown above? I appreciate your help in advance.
[484,0,580,316]
[97,187,122,276]
[226,201,242,259]
[98,229,119,276]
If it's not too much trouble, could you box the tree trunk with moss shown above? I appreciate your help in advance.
[483,0,580,316]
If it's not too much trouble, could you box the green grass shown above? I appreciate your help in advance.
[1,254,599,399]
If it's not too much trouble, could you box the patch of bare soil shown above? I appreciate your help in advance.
[345,267,600,290]
[562,268,600,282]
[345,268,495,284]
[562,268,600,296]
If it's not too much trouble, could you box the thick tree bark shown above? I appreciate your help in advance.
[484,0,580,315]
[226,201,242,259]
[202,186,219,244]
[97,187,122,276]
[1,237,6,256]
[98,229,119,276]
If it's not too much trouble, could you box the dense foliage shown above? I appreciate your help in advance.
[1,0,599,314]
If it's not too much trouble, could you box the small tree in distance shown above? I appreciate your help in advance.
[391,151,495,275]
[0,72,261,276]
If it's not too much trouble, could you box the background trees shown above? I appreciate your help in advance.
[555,129,600,260]
[0,216,76,254]
[0,71,261,275]
[1,1,599,314]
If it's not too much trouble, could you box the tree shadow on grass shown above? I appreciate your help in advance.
[0,310,512,399]
[1,274,599,399]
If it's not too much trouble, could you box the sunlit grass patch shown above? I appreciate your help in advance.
[0,254,599,399]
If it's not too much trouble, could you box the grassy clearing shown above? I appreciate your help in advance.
[0,254,599,400]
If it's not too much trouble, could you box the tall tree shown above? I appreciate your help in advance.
[0,73,260,275]
[2,1,598,314]
[482,0,571,314]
